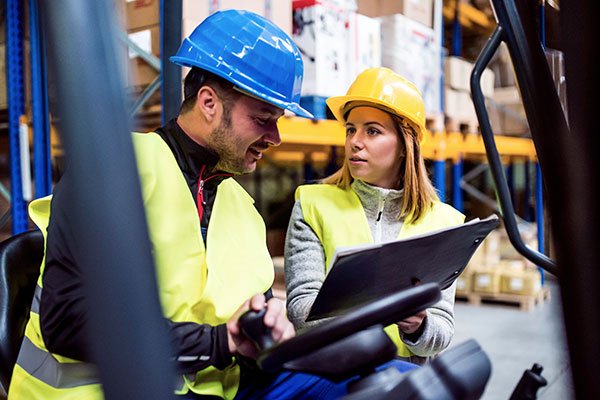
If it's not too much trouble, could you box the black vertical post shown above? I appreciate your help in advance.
[557,2,600,398]
[160,0,183,124]
[39,1,175,398]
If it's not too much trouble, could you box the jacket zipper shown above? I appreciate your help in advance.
[375,195,385,242]
[196,165,233,223]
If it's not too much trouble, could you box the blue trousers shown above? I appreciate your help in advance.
[233,359,418,400]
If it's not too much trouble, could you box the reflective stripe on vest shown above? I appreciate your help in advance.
[30,284,42,314]
[17,326,193,392]
[11,132,274,399]
[16,336,100,389]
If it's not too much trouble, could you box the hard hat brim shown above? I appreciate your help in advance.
[172,56,314,119]
[326,94,424,142]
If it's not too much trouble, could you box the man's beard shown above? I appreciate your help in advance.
[208,112,251,175]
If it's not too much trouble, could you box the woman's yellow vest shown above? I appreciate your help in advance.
[8,132,274,399]
[296,184,464,357]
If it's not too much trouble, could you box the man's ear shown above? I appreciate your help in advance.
[196,86,220,122]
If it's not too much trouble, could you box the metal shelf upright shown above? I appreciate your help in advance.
[6,0,28,234]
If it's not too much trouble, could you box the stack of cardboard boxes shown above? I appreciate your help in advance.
[124,0,160,88]
[121,0,486,123]
[443,56,494,132]
[123,0,293,92]
[292,0,444,118]
[359,0,442,115]
[486,43,530,137]
[457,224,543,304]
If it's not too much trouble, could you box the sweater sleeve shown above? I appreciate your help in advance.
[284,200,333,330]
[398,281,457,358]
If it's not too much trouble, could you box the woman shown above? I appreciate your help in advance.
[284,67,465,365]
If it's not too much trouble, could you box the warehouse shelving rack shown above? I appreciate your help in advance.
[3,0,182,235]
[3,0,545,258]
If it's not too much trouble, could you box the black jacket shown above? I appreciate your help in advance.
[40,119,270,373]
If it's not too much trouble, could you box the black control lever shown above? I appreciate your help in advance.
[238,308,275,351]
[509,363,547,400]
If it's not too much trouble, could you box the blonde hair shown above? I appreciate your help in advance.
[321,112,439,224]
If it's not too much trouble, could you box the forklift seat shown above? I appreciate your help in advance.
[0,230,44,391]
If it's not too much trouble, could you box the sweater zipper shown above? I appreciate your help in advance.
[196,165,233,223]
[375,195,385,242]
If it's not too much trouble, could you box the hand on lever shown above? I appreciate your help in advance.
[397,280,426,335]
[396,310,427,335]
[226,294,295,359]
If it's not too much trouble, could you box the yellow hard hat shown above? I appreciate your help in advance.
[327,67,426,142]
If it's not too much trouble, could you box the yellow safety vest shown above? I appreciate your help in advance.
[296,184,464,357]
[9,132,274,399]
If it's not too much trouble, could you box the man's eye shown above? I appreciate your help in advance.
[255,117,269,125]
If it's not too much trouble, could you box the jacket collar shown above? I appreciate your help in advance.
[351,179,404,219]
[156,119,221,180]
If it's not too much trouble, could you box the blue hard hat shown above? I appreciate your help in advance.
[171,9,313,119]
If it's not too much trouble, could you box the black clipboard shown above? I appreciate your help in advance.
[306,215,500,321]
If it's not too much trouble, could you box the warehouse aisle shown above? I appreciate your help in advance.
[451,276,575,399]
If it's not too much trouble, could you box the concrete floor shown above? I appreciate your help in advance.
[451,276,575,399]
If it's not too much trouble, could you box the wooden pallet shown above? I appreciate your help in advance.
[445,116,479,134]
[456,287,551,311]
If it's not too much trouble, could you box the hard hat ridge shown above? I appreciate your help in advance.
[171,9,313,119]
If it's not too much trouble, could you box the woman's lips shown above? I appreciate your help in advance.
[349,156,366,164]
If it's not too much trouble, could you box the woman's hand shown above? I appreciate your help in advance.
[397,310,427,335]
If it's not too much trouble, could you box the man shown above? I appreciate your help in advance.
[8,10,362,400]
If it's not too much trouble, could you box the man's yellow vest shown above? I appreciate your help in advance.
[296,184,464,357]
[9,132,274,399]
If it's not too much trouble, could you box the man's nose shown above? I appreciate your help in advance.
[264,123,281,146]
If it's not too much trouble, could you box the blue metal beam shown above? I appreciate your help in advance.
[6,0,29,234]
[451,3,462,56]
[452,157,463,212]
[433,160,446,202]
[29,0,53,199]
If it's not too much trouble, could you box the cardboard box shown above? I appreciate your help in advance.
[500,268,542,296]
[183,0,293,36]
[444,87,476,122]
[345,12,382,90]
[472,267,502,295]
[444,56,494,97]
[488,86,529,136]
[127,25,160,87]
[380,13,441,114]
[456,271,473,296]
[497,223,538,260]
[292,1,351,97]
[126,0,160,31]
[467,229,501,270]
[357,0,433,27]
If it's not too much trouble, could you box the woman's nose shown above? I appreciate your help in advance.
[349,131,364,150]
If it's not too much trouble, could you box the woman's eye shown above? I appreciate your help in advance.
[345,127,356,136]
[367,127,380,136]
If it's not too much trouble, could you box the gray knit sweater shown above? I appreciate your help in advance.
[284,179,457,365]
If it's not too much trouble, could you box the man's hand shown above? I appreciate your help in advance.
[397,310,427,335]
[226,294,295,359]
